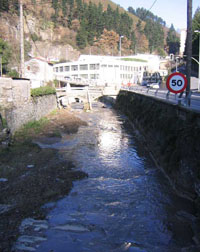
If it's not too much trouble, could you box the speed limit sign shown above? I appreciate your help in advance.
[166,72,187,93]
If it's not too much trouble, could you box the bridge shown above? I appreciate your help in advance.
[56,84,119,109]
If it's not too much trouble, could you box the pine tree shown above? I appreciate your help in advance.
[0,0,9,12]
[167,24,180,54]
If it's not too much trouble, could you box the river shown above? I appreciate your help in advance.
[18,102,196,252]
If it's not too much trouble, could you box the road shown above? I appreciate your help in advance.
[122,82,200,112]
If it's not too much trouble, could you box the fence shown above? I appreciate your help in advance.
[121,86,200,112]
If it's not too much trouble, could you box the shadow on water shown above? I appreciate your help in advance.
[19,103,197,252]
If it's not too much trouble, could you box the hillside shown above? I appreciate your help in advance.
[0,0,171,75]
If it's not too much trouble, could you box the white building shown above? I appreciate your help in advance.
[24,57,54,88]
[53,55,149,88]
[180,29,187,56]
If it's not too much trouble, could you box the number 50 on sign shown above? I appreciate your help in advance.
[166,72,187,94]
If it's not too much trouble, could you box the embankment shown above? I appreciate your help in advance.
[115,90,200,206]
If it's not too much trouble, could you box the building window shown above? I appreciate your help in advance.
[90,74,99,79]
[65,66,70,71]
[101,64,107,68]
[114,65,119,68]
[108,65,113,68]
[90,64,99,70]
[60,66,63,72]
[80,64,88,70]
[80,74,88,79]
[71,65,78,71]
[56,67,58,72]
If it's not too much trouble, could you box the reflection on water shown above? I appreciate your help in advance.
[35,103,195,252]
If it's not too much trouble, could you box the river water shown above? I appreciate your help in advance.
[29,103,195,252]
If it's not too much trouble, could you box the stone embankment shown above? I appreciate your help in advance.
[0,78,57,135]
[116,90,200,205]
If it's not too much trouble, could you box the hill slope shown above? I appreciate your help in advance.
[0,0,170,74]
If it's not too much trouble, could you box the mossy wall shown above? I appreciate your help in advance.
[116,90,200,203]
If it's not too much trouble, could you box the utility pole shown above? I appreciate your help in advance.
[20,0,25,78]
[119,36,124,57]
[186,0,192,105]
[0,53,2,77]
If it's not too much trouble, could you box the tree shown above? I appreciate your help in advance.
[76,19,87,49]
[0,0,9,12]
[0,38,11,74]
[166,24,180,54]
[192,7,200,72]
[144,20,164,53]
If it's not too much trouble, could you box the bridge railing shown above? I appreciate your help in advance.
[121,86,200,112]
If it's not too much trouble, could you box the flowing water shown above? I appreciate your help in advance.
[19,103,196,252]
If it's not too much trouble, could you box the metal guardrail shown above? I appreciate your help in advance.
[121,86,200,112]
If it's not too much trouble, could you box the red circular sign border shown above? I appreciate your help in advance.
[166,72,187,94]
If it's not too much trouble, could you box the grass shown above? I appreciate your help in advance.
[120,58,148,62]
[14,117,49,141]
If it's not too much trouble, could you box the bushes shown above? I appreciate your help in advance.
[31,86,56,97]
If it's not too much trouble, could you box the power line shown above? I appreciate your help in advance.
[148,0,158,12]
[24,9,43,58]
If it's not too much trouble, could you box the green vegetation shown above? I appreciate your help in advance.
[0,0,18,13]
[0,38,12,74]
[1,117,7,128]
[121,58,147,62]
[128,7,166,26]
[50,0,134,50]
[128,7,165,54]
[166,24,180,55]
[7,69,19,78]
[31,86,56,97]
[14,117,49,141]
[192,7,200,73]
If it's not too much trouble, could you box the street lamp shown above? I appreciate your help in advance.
[194,30,200,91]
[119,35,124,57]
[175,56,180,72]
[0,53,2,77]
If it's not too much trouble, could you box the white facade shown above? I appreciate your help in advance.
[24,58,54,88]
[180,29,187,56]
[53,55,149,87]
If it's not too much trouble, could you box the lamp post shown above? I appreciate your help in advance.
[175,56,180,72]
[0,53,2,77]
[194,30,200,91]
[119,35,124,57]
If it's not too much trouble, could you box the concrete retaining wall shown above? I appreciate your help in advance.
[116,90,200,204]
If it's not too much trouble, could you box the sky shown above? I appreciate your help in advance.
[112,0,200,30]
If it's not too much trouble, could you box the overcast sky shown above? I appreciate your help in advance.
[112,0,200,30]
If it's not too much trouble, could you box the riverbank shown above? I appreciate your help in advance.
[0,109,88,252]
[115,90,200,249]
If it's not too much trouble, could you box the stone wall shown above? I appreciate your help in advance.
[0,78,30,108]
[0,78,57,133]
[5,95,57,133]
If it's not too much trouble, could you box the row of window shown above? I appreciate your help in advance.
[54,64,100,72]
[53,64,147,73]
[67,74,135,80]
[120,74,134,79]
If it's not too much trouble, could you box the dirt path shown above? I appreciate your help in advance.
[0,109,88,252]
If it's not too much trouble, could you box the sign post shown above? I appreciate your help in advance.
[166,72,187,94]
